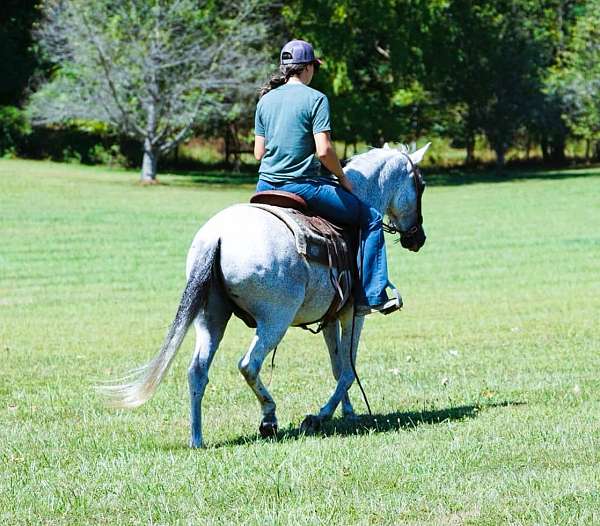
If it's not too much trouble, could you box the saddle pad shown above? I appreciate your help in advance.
[246,203,352,268]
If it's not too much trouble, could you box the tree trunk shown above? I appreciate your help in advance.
[585,139,591,162]
[541,135,550,163]
[230,123,241,173]
[141,102,159,182]
[550,136,566,164]
[141,141,158,183]
[224,129,231,166]
[465,135,475,166]
[494,144,506,169]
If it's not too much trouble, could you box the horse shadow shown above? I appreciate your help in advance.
[211,400,523,449]
[425,165,600,187]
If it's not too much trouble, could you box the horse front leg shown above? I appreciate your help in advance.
[301,307,364,433]
[322,318,357,418]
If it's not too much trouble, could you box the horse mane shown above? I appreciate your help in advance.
[342,145,417,212]
[344,147,405,182]
[345,148,393,174]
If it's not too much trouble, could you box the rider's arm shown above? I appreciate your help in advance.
[314,131,353,193]
[254,135,266,161]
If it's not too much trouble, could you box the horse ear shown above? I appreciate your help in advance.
[383,142,390,150]
[408,142,431,165]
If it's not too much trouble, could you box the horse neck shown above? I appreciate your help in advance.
[344,152,403,213]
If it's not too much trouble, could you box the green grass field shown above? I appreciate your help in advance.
[1,159,599,525]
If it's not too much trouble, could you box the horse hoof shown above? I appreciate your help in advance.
[189,438,204,449]
[300,414,321,435]
[259,420,278,438]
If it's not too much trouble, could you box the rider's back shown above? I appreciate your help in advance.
[255,83,334,184]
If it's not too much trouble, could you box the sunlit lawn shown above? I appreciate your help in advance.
[1,159,599,524]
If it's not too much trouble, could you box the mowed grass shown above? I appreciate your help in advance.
[1,159,599,525]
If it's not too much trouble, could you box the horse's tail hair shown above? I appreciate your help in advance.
[96,239,221,409]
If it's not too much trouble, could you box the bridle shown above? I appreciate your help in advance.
[382,152,425,245]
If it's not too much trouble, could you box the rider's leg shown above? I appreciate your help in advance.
[289,182,389,307]
[355,206,393,307]
[256,179,277,192]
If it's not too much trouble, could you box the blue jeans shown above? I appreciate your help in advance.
[256,178,390,305]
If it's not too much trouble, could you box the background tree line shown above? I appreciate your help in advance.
[1,0,599,179]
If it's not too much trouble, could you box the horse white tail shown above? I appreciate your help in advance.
[97,239,220,408]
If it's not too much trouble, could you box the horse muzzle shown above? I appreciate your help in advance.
[400,225,426,252]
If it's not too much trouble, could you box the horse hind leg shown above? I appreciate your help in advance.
[238,313,296,438]
[188,293,231,449]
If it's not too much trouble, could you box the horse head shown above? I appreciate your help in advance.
[383,142,430,252]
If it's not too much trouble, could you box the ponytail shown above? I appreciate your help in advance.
[259,63,308,98]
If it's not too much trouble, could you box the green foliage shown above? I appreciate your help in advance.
[423,0,570,164]
[0,102,132,163]
[28,0,269,179]
[5,0,600,166]
[0,106,31,156]
[547,0,600,146]
[1,160,599,523]
[283,0,442,145]
[0,0,42,106]
[282,0,588,165]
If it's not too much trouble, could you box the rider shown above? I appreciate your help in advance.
[254,39,400,316]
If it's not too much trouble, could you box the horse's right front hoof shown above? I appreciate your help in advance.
[300,414,322,435]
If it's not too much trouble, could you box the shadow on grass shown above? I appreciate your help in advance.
[160,169,258,187]
[157,164,600,189]
[423,166,600,187]
[208,400,524,449]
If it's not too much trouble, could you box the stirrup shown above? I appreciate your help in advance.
[380,285,403,315]
[383,282,403,313]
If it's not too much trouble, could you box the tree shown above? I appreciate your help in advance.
[0,0,42,106]
[29,0,269,181]
[546,0,600,160]
[283,0,440,148]
[426,0,564,166]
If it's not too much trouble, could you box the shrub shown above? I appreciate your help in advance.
[0,106,31,156]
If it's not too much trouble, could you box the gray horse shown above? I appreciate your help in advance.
[100,143,430,448]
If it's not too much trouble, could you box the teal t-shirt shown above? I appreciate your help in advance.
[255,83,333,183]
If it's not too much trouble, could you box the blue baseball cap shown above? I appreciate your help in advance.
[280,39,323,65]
